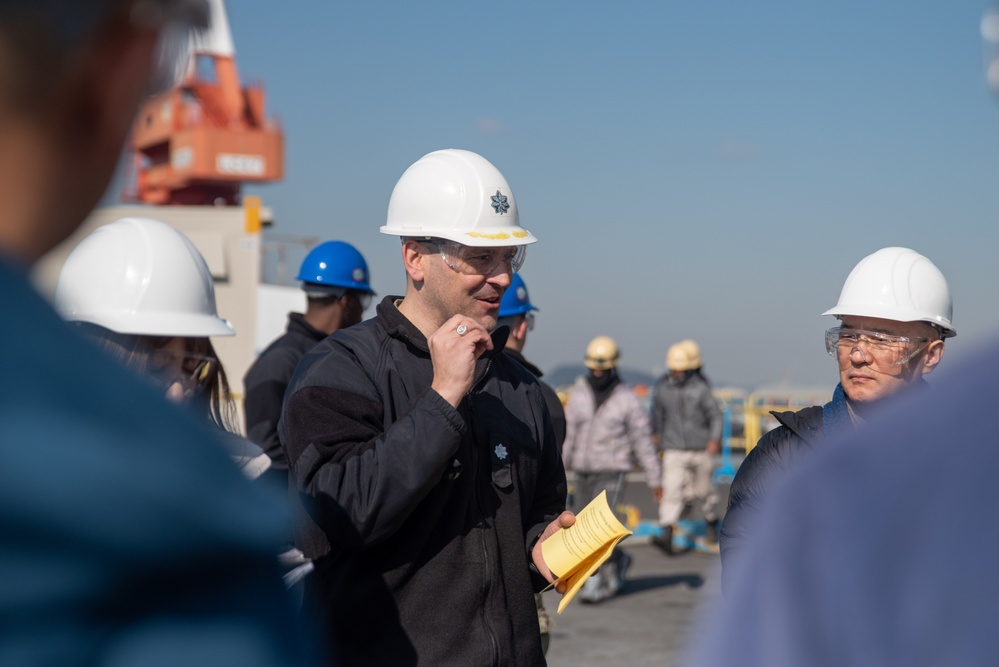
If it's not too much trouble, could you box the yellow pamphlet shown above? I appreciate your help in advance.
[541,490,632,613]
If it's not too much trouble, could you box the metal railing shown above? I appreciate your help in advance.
[741,388,832,452]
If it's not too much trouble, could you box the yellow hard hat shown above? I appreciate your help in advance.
[666,339,701,371]
[585,335,619,370]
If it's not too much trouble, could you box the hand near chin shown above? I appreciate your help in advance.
[429,315,493,407]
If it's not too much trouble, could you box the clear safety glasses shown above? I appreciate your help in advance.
[525,312,535,331]
[430,238,526,276]
[825,327,931,370]
[148,349,216,398]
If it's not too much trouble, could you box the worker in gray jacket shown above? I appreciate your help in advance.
[651,339,723,554]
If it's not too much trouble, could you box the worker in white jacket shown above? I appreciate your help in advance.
[562,335,663,602]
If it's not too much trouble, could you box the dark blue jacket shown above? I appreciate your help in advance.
[0,258,315,665]
[720,405,824,593]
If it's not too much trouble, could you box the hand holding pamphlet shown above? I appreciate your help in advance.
[541,490,632,613]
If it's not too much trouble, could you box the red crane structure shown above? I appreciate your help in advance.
[123,0,283,206]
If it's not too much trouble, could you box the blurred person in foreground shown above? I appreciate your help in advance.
[651,339,723,555]
[244,240,375,488]
[279,149,570,666]
[497,272,566,654]
[562,335,662,602]
[0,2,315,664]
[719,247,954,592]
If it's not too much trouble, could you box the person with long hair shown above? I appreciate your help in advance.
[56,216,269,476]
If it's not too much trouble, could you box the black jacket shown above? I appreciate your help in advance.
[279,297,566,666]
[719,405,824,593]
[503,348,566,448]
[244,312,327,469]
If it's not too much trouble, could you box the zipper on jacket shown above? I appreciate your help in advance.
[466,371,501,666]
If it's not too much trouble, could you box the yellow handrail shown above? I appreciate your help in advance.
[741,388,832,452]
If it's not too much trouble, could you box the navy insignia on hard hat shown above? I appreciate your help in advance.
[490,190,510,214]
[352,268,366,282]
[516,286,527,302]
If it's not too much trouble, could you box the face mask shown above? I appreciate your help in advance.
[587,369,618,392]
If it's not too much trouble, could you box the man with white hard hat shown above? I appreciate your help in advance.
[720,247,954,592]
[689,21,999,666]
[279,149,570,666]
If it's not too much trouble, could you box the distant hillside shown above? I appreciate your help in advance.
[546,364,659,389]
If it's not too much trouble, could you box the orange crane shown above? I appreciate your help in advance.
[123,0,283,206]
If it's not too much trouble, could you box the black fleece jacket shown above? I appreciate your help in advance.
[279,297,566,666]
[244,312,327,469]
[503,348,567,448]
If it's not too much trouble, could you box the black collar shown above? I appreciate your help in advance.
[376,295,510,359]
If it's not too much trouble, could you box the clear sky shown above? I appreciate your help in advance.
[219,0,999,389]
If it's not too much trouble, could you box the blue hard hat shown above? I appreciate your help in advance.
[498,273,538,318]
[297,241,375,294]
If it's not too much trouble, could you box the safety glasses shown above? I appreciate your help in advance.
[430,238,526,276]
[824,327,931,369]
[148,349,216,398]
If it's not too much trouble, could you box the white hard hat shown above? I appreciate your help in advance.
[585,336,619,370]
[55,217,235,337]
[381,149,538,247]
[822,247,956,337]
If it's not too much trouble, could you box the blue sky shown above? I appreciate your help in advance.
[219,1,999,388]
